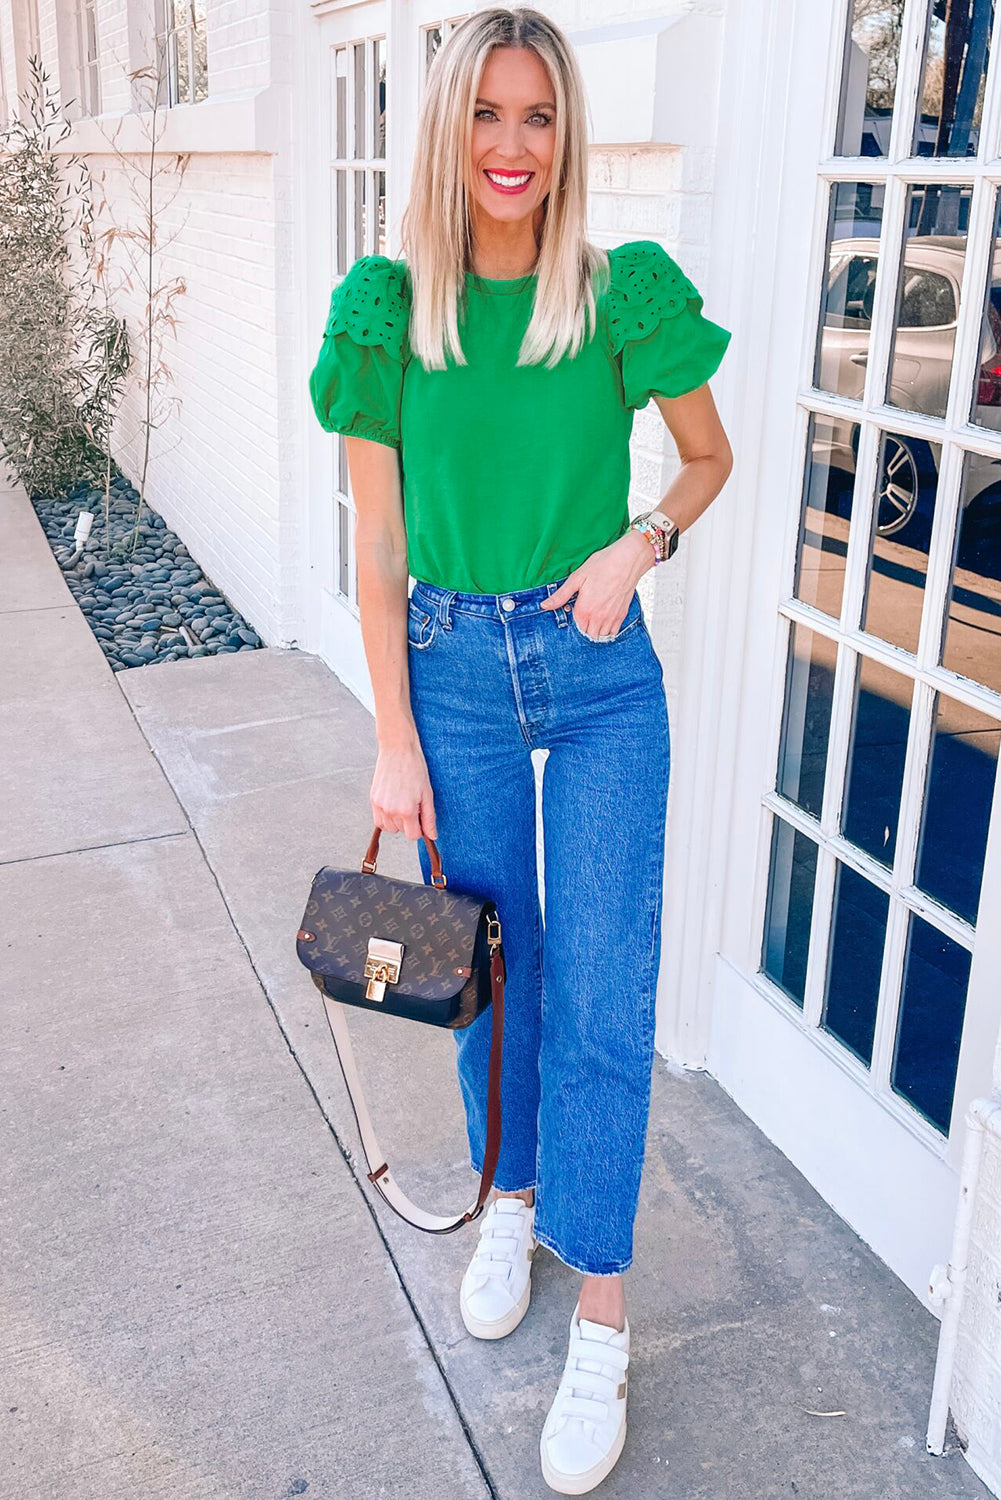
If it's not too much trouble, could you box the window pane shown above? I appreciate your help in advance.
[353,42,366,156]
[794,412,860,619]
[842,655,913,868]
[815,181,884,397]
[761,817,819,1008]
[336,432,347,496]
[941,451,1001,693]
[166,27,179,106]
[914,0,994,158]
[970,188,1001,427]
[775,621,837,819]
[887,184,971,419]
[821,862,889,1067]
[373,37,386,158]
[915,694,999,924]
[835,1,903,156]
[861,430,943,653]
[354,170,365,258]
[337,499,350,598]
[335,51,347,158]
[376,169,386,255]
[173,0,189,102]
[192,13,207,102]
[892,914,972,1133]
[334,169,346,276]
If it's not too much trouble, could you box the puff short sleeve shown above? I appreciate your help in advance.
[308,254,411,448]
[606,240,731,410]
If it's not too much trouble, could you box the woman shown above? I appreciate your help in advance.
[308,7,732,1492]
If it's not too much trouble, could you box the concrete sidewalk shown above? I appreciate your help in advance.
[1,483,988,1500]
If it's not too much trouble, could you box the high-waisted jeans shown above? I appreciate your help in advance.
[407,573,671,1275]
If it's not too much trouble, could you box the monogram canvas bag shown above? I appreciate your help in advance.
[295,826,506,1232]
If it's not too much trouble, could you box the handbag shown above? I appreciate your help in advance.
[295,824,506,1233]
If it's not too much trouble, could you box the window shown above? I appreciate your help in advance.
[75,0,100,116]
[153,0,208,107]
[11,0,41,108]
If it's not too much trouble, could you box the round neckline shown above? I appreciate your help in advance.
[464,268,537,295]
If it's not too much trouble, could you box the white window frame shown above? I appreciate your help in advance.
[748,0,1001,1157]
[664,0,1001,1301]
[153,0,208,108]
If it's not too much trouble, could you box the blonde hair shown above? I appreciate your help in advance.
[399,6,607,371]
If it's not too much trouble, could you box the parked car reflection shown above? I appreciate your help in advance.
[810,232,1001,690]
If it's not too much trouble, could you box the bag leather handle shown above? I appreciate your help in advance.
[363,824,447,888]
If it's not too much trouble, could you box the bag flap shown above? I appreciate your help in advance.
[296,865,487,1002]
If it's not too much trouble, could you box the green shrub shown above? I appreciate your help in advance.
[0,58,129,498]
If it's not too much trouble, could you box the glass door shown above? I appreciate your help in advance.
[713,0,1001,1304]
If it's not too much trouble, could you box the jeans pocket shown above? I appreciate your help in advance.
[569,590,644,643]
[407,596,440,651]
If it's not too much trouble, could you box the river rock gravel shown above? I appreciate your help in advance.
[33,474,263,672]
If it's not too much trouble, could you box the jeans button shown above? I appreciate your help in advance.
[501,597,516,612]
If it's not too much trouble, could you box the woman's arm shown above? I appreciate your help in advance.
[648,380,733,535]
[347,435,438,843]
[540,382,733,636]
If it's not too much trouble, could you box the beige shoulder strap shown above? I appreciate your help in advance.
[315,941,505,1233]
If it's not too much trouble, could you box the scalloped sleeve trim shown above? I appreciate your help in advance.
[604,240,731,408]
[604,240,702,357]
[308,255,411,447]
[323,254,412,361]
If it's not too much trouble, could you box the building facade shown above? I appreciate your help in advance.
[3,0,1001,1487]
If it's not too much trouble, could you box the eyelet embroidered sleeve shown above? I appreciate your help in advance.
[308,254,411,448]
[606,240,731,410]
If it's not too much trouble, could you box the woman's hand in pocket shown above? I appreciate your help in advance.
[371,736,438,843]
[540,530,652,638]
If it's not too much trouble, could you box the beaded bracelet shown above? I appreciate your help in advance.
[629,516,668,563]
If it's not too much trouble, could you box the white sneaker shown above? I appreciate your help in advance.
[539,1301,630,1495]
[459,1195,537,1339]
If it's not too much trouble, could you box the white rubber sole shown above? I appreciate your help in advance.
[459,1244,535,1340]
[540,1418,627,1495]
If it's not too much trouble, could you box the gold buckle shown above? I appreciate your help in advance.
[364,937,404,1002]
[486,916,501,949]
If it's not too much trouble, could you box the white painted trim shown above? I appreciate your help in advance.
[654,0,826,1063]
[50,86,284,156]
[567,12,723,149]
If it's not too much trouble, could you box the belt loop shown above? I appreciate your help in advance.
[545,578,568,628]
[438,590,456,630]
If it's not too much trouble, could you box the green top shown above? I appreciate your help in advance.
[308,239,731,594]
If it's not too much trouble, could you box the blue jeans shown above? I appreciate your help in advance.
[407,573,671,1275]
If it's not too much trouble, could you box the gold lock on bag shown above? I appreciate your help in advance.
[364,937,404,1002]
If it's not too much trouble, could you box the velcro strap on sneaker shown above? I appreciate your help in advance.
[560,1393,609,1421]
[570,1338,630,1371]
[564,1369,619,1401]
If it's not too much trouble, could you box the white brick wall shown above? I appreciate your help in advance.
[586,141,727,734]
[102,148,287,643]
